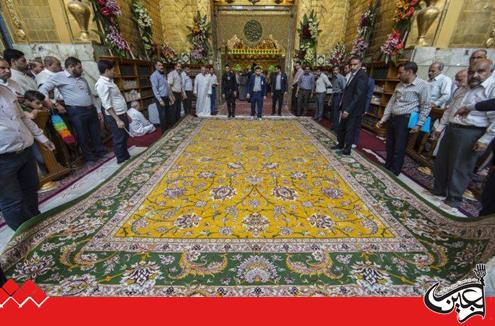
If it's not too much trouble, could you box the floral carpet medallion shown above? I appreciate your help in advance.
[1,117,495,297]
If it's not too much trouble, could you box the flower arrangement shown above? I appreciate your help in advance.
[106,26,130,57]
[90,0,130,58]
[380,0,420,63]
[187,11,211,63]
[296,10,321,65]
[131,0,153,58]
[160,42,177,64]
[351,0,378,58]
[328,42,348,67]
[380,29,403,64]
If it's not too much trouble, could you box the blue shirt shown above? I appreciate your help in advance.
[298,73,315,91]
[150,70,169,100]
[39,70,94,107]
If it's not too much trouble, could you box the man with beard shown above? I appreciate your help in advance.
[168,62,186,123]
[40,57,106,164]
[150,60,171,132]
[431,59,495,209]
[221,64,238,118]
[331,56,369,155]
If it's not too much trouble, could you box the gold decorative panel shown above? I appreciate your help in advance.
[216,11,292,53]
[449,0,495,48]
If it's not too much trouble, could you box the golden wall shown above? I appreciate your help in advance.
[449,0,495,48]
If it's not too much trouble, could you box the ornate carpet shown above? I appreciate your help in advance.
[1,117,495,297]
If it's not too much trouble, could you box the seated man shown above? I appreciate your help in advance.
[127,100,156,137]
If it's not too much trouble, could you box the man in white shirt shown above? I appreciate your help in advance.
[95,60,130,164]
[181,66,194,116]
[168,62,186,123]
[209,66,219,115]
[36,56,64,108]
[0,58,55,230]
[314,68,332,121]
[427,62,452,109]
[128,101,156,137]
[431,59,495,209]
[3,48,37,93]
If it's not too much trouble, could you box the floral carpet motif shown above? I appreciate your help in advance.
[1,117,495,297]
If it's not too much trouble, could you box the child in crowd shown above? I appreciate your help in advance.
[127,101,156,137]
[23,90,50,175]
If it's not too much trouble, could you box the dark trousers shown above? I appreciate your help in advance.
[0,147,40,230]
[154,97,170,132]
[211,86,217,114]
[0,266,6,286]
[353,115,363,145]
[104,113,130,164]
[272,90,284,115]
[291,85,298,114]
[251,92,264,118]
[480,168,495,216]
[66,105,106,162]
[172,92,182,123]
[297,89,311,116]
[433,125,485,207]
[225,90,236,117]
[184,91,193,115]
[337,115,361,153]
[314,93,326,120]
[330,93,342,130]
[385,114,410,176]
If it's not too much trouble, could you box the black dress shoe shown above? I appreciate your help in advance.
[339,150,351,156]
[330,145,343,150]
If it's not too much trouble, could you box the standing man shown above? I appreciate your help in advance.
[247,66,267,120]
[209,66,219,115]
[40,56,107,164]
[456,96,495,216]
[330,66,347,130]
[291,61,304,114]
[427,62,452,109]
[431,59,495,209]
[331,57,369,155]
[168,62,186,124]
[29,58,44,78]
[0,58,55,231]
[194,65,212,117]
[150,60,170,132]
[271,65,288,116]
[36,56,62,87]
[376,62,431,176]
[353,64,375,148]
[3,48,37,93]
[221,64,238,118]
[181,66,194,116]
[314,67,332,121]
[296,66,315,116]
[95,60,130,164]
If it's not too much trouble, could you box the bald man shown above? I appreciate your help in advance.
[427,62,452,109]
[432,59,495,209]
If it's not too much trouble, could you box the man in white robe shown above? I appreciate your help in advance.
[194,66,211,117]
[127,101,156,137]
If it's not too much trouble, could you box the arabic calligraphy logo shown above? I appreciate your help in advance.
[424,264,486,323]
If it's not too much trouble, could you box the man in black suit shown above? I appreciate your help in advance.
[270,65,288,116]
[221,64,238,118]
[331,56,369,155]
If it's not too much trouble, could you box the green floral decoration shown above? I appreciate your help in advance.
[296,10,321,66]
[131,0,153,59]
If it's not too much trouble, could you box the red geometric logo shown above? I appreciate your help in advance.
[0,279,49,308]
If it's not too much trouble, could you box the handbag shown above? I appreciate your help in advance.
[408,111,431,133]
[51,112,76,144]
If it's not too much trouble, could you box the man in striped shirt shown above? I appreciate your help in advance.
[377,62,431,176]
